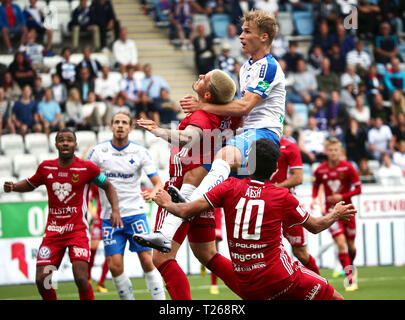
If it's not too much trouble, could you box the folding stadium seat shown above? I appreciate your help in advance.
[48,132,58,153]
[91,53,111,68]
[39,73,52,88]
[108,71,123,84]
[293,103,309,127]
[210,14,231,38]
[37,152,58,164]
[21,191,47,202]
[0,193,22,203]
[292,11,314,36]
[277,11,295,37]
[43,55,64,71]
[0,134,25,157]
[75,130,98,155]
[24,132,50,154]
[0,55,14,67]
[70,53,84,65]
[149,140,170,170]
[0,156,13,178]
[13,154,38,178]
[97,130,113,143]
[193,14,212,36]
[129,129,145,145]
[144,130,161,147]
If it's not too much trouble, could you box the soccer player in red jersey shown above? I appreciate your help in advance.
[310,137,362,291]
[3,129,120,300]
[271,137,320,274]
[87,184,110,293]
[134,69,242,300]
[153,138,356,300]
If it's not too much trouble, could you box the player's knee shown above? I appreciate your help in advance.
[74,274,89,290]
[190,244,217,266]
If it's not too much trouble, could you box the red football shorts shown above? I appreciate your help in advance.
[283,224,307,247]
[328,214,356,240]
[91,220,103,241]
[154,177,216,244]
[36,232,91,268]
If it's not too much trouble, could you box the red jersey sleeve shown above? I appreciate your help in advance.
[187,110,220,131]
[312,167,322,199]
[287,142,303,169]
[204,178,234,208]
[26,162,44,188]
[282,192,310,228]
[85,160,101,181]
[341,163,362,200]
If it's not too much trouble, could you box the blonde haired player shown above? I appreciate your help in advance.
[310,137,362,291]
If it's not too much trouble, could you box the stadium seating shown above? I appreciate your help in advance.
[144,130,161,147]
[97,130,113,143]
[293,103,309,127]
[149,140,170,170]
[0,156,13,178]
[13,154,38,177]
[210,14,231,39]
[0,193,22,203]
[37,152,58,164]
[129,129,145,145]
[292,11,314,36]
[193,14,212,36]
[277,11,295,37]
[154,0,170,27]
[75,130,98,155]
[24,133,50,154]
[21,191,47,202]
[0,134,25,157]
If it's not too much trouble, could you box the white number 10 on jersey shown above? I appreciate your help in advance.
[233,197,265,240]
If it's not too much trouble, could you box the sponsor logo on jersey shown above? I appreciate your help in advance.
[49,206,77,215]
[72,246,88,258]
[105,172,134,179]
[47,173,53,179]
[305,284,321,300]
[72,173,79,183]
[38,246,51,259]
[52,182,72,201]
[257,80,269,91]
[47,222,74,234]
[58,172,68,177]
[231,251,264,263]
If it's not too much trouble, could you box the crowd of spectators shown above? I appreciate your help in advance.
[2,0,405,186]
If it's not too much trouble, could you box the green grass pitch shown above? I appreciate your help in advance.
[0,266,404,300]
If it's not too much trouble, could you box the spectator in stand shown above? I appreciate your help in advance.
[8,51,36,89]
[391,90,405,123]
[89,0,120,51]
[69,0,100,52]
[350,94,371,129]
[345,117,369,165]
[139,63,170,124]
[23,0,53,52]
[393,140,405,171]
[0,0,28,54]
[74,66,95,104]
[65,87,91,130]
[357,0,380,41]
[82,90,111,128]
[18,28,49,74]
[168,0,195,50]
[367,116,394,162]
[365,63,384,98]
[378,0,403,37]
[391,112,405,151]
[340,64,361,97]
[311,95,329,132]
[358,157,376,184]
[95,65,120,103]
[340,79,357,113]
[230,0,254,32]
[310,19,334,56]
[327,42,346,76]
[193,24,216,75]
[37,87,65,136]
[312,0,340,32]
[159,88,180,125]
[56,47,76,90]
[374,22,400,65]
[326,90,350,142]
[50,73,67,112]
[307,45,324,75]
[2,71,21,102]
[282,41,304,73]
[75,47,102,82]
[376,152,405,185]
[383,57,405,96]
[112,27,138,75]
[254,0,279,18]
[290,58,318,105]
[271,24,288,61]
[298,115,328,164]
[11,84,42,136]
[222,23,243,62]
[32,76,44,102]
[111,92,131,116]
[216,43,236,77]
[284,102,306,134]
[330,22,355,59]
[0,86,15,135]
[316,57,341,96]
[370,92,392,125]
[346,40,371,79]
[118,65,142,117]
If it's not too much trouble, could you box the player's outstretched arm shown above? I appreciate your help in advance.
[303,201,357,234]
[100,179,123,228]
[180,91,262,116]
[153,189,211,219]
[142,174,163,203]
[3,180,35,193]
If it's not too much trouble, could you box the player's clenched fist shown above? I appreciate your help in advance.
[153,189,171,207]
[3,181,15,193]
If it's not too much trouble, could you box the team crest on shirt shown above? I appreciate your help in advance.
[339,172,345,179]
[72,173,79,183]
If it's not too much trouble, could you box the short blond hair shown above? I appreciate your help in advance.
[208,69,236,104]
[241,10,278,46]
[325,137,342,149]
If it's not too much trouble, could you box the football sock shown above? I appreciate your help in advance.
[88,248,97,279]
[304,254,320,275]
[79,283,94,300]
[190,159,231,201]
[112,272,135,300]
[338,252,353,282]
[38,287,57,300]
[158,259,191,300]
[206,253,241,298]
[211,272,218,286]
[145,268,166,300]
[159,184,196,241]
[98,259,109,286]
[349,248,357,265]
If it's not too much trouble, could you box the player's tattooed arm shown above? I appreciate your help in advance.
[3,180,35,193]
[137,118,202,147]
